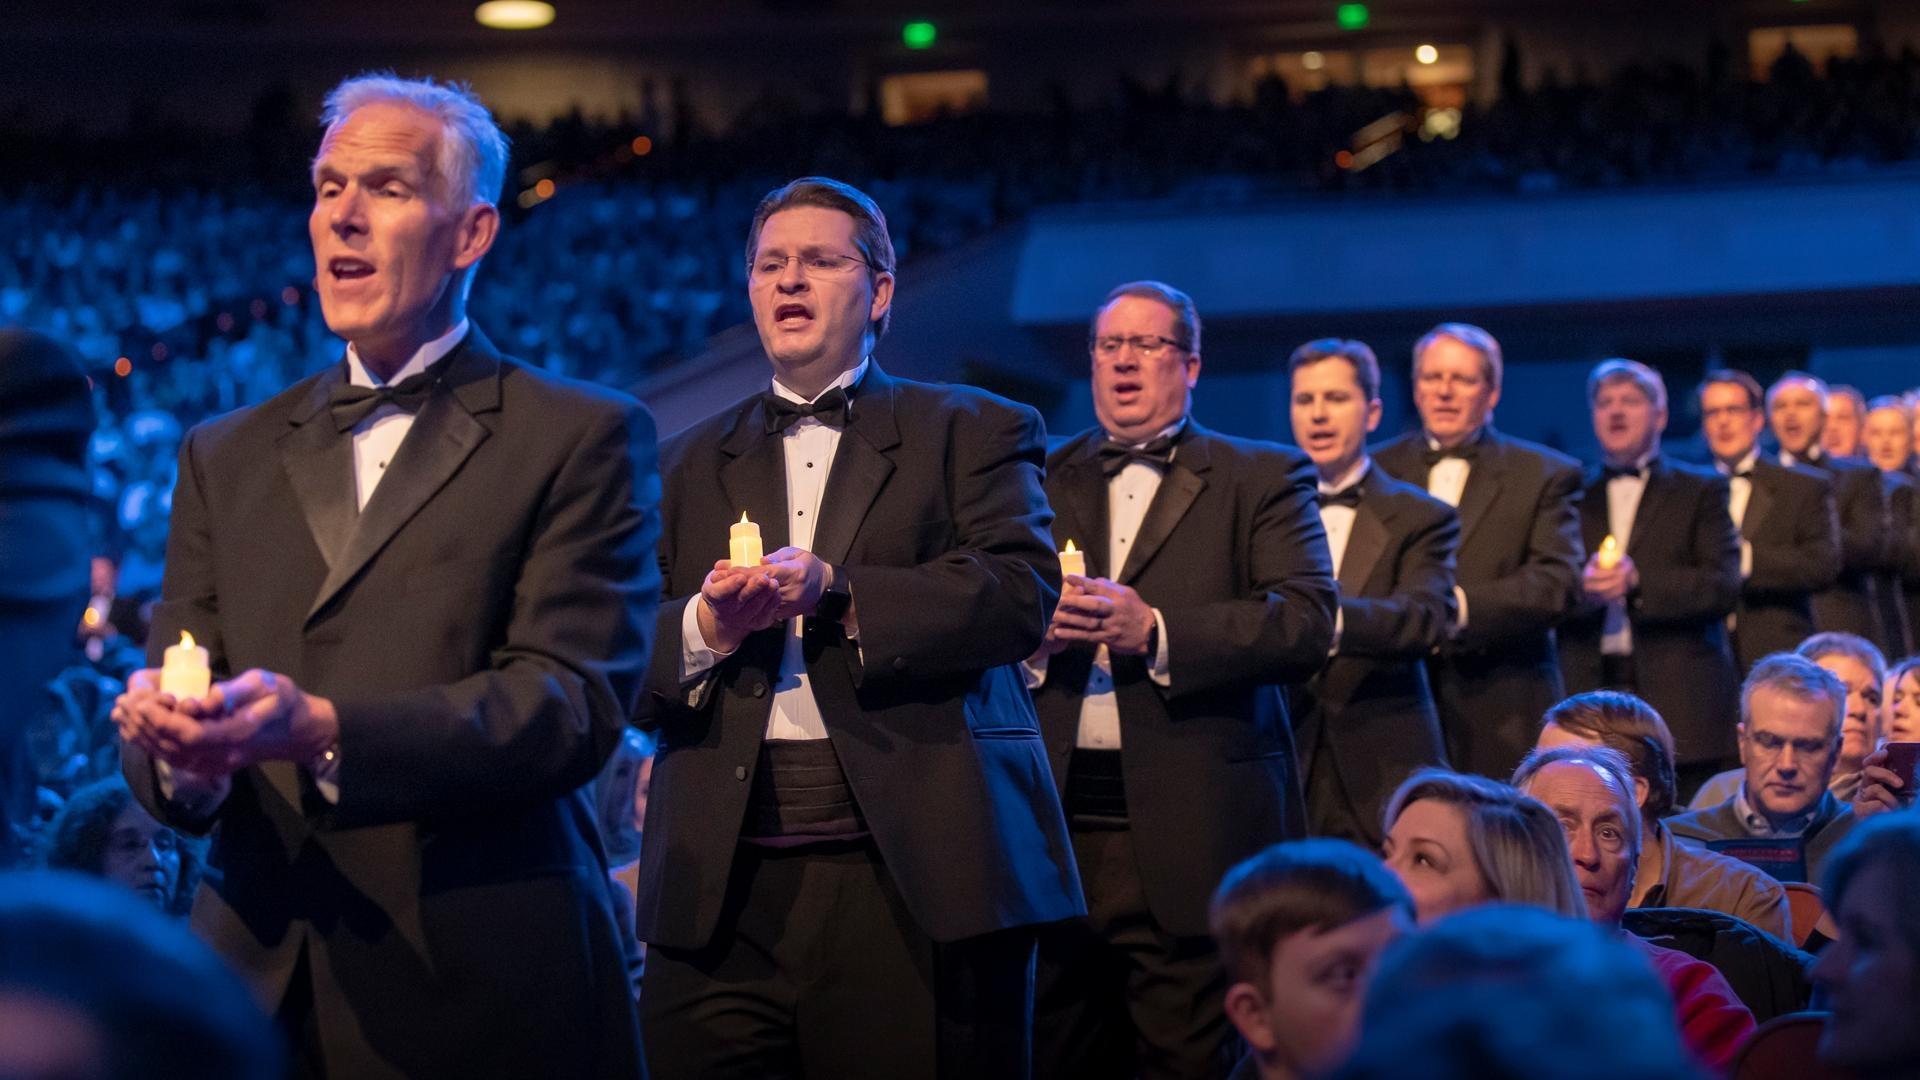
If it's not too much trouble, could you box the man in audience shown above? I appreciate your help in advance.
[1769,371,1901,654]
[1814,812,1920,1079]
[1557,360,1740,790]
[0,871,282,1080]
[1286,337,1456,845]
[1028,282,1335,1079]
[1696,370,1840,674]
[1373,323,1583,780]
[1334,904,1705,1080]
[1823,384,1868,459]
[113,75,657,1077]
[1667,654,1861,884]
[1210,839,1415,1080]
[1535,691,1792,939]
[1511,744,1756,1072]
[0,329,94,868]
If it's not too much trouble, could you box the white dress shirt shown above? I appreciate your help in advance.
[1317,457,1370,656]
[1715,448,1759,579]
[1600,453,1654,656]
[1424,434,1474,629]
[159,320,471,813]
[678,359,869,741]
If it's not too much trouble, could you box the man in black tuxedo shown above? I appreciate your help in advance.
[1696,370,1840,674]
[114,77,657,1078]
[1373,323,1583,780]
[1026,283,1336,1079]
[0,329,94,868]
[1769,371,1901,654]
[1286,338,1456,846]
[637,177,1083,1079]
[1557,360,1742,789]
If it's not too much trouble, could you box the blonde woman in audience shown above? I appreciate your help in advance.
[1379,769,1583,922]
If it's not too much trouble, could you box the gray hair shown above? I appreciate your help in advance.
[1766,370,1831,412]
[1384,769,1585,919]
[1413,323,1504,393]
[1092,281,1203,356]
[319,73,510,210]
[1587,358,1668,414]
[1742,652,1847,740]
[1512,744,1644,866]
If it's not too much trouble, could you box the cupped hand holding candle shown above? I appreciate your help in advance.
[729,511,764,568]
[160,630,211,703]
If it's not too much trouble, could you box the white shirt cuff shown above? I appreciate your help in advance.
[681,598,732,681]
[1453,586,1470,630]
[154,760,231,818]
[1148,608,1171,687]
[1022,654,1048,690]
[1330,607,1344,657]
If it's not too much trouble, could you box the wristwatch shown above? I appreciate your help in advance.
[816,563,853,624]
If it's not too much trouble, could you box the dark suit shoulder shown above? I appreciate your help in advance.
[1485,427,1582,477]
[883,371,1040,427]
[181,368,330,453]
[496,354,643,417]
[1189,425,1312,471]
[1753,458,1832,498]
[1364,469,1457,525]
[1657,456,1724,485]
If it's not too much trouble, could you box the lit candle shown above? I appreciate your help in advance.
[1596,534,1622,571]
[161,630,211,702]
[1059,538,1086,580]
[729,512,764,568]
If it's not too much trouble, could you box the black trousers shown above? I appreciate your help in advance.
[1304,742,1380,848]
[640,838,1036,1080]
[1032,823,1233,1080]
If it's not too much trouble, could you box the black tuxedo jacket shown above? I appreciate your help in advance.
[1558,456,1741,765]
[1297,467,1457,844]
[1731,459,1841,672]
[638,362,1083,948]
[121,330,659,1078]
[1372,426,1583,778]
[1029,422,1337,936]
[1798,452,1897,652]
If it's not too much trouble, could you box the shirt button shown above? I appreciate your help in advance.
[892,657,908,672]
[734,766,748,781]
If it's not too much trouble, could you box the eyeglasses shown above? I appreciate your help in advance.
[1090,334,1189,360]
[748,252,873,283]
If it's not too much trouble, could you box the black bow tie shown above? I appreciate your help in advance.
[1722,464,1753,479]
[329,359,451,432]
[1602,463,1648,482]
[1319,485,1363,509]
[1099,433,1178,477]
[764,387,851,434]
[1421,443,1479,469]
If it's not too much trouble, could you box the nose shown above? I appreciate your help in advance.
[1775,748,1800,776]
[775,258,809,292]
[329,186,366,239]
[1568,829,1599,869]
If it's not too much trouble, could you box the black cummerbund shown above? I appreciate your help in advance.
[740,738,869,843]
[1065,748,1128,825]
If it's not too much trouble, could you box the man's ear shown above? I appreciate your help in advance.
[1222,981,1277,1054]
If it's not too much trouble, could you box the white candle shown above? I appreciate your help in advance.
[1596,534,1622,571]
[729,512,764,568]
[160,630,211,702]
[1059,539,1086,580]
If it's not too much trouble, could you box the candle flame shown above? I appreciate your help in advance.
[1063,539,1078,554]
[82,607,100,627]
[739,511,750,524]
[179,630,196,649]
[1600,535,1618,551]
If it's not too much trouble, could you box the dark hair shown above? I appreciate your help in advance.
[1288,338,1381,401]
[1587,358,1667,413]
[0,871,283,1079]
[1540,691,1679,818]
[744,176,897,339]
[1696,368,1764,412]
[45,776,200,917]
[1090,280,1202,355]
[1413,323,1503,392]
[1822,812,1920,961]
[1209,838,1413,987]
[1334,905,1702,1080]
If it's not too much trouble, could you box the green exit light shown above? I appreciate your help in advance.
[1337,3,1370,29]
[903,21,937,49]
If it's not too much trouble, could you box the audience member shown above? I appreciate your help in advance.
[0,871,282,1080]
[1813,811,1920,1079]
[1536,690,1792,939]
[1380,768,1583,921]
[1210,839,1415,1080]
[1667,653,1861,884]
[1511,744,1756,1071]
[1332,904,1705,1080]
[42,776,196,917]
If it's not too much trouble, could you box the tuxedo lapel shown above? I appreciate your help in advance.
[1339,498,1391,595]
[717,399,792,558]
[1579,472,1609,557]
[810,369,900,566]
[1744,468,1776,541]
[1453,436,1502,548]
[1118,432,1210,585]
[305,333,500,623]
[278,365,357,576]
[1054,440,1112,578]
[1626,460,1670,552]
